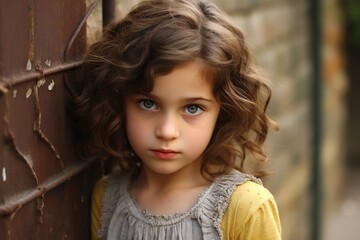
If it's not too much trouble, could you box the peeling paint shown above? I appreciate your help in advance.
[33,87,63,167]
[2,167,6,182]
[37,78,46,88]
[62,234,69,240]
[48,80,55,91]
[26,88,32,98]
[45,59,52,67]
[26,59,32,71]
[12,90,17,98]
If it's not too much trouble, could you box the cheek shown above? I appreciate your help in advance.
[184,123,217,155]
[193,112,219,151]
[125,109,150,149]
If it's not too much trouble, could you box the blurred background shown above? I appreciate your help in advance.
[0,0,359,239]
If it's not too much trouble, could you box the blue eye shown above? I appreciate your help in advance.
[185,105,203,116]
[138,99,157,110]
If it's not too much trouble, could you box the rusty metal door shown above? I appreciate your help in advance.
[0,1,101,239]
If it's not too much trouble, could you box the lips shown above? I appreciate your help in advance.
[151,149,179,160]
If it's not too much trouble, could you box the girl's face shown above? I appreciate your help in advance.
[125,60,220,177]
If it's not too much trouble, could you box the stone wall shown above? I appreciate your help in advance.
[86,0,347,239]
[322,0,347,233]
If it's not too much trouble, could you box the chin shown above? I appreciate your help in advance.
[144,164,182,176]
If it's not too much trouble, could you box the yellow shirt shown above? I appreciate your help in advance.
[91,177,281,240]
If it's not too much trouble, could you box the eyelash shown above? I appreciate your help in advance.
[136,99,204,116]
[137,99,157,110]
[184,105,203,116]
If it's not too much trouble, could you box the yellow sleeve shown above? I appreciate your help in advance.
[91,177,106,240]
[221,181,282,240]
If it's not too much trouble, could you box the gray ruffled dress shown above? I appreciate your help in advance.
[99,170,261,240]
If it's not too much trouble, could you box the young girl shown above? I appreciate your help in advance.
[72,0,281,239]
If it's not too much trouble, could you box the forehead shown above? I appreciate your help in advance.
[150,60,216,98]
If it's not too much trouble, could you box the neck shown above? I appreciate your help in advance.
[133,162,209,194]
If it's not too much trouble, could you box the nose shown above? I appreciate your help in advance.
[155,114,180,140]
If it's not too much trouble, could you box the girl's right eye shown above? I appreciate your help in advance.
[137,99,157,111]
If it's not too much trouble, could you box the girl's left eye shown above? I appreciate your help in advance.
[184,105,203,116]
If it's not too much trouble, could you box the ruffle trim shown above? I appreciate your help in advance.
[99,170,261,240]
[205,170,262,239]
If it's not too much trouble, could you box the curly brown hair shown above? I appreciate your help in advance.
[70,0,277,179]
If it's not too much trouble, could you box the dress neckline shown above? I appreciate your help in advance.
[122,174,216,225]
[100,169,261,240]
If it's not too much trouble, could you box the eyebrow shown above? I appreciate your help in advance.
[141,93,213,103]
[182,97,213,103]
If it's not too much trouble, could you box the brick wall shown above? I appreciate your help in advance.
[86,0,347,239]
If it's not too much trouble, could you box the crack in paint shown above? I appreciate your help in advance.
[36,195,45,224]
[28,1,35,64]
[4,124,38,184]
[33,84,63,169]
[4,208,19,240]
[3,92,39,184]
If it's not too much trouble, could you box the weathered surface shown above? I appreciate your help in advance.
[0,0,101,239]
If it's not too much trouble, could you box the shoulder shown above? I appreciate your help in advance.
[221,181,282,240]
[91,173,120,205]
[91,171,132,240]
[229,181,274,212]
[93,176,107,200]
[91,176,107,240]
[95,170,132,211]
